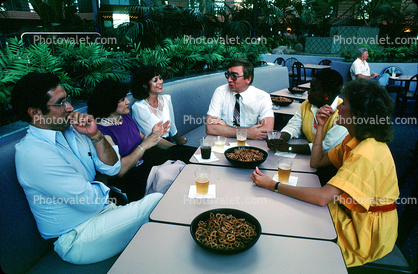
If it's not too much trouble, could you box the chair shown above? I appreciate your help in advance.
[397,74,418,117]
[285,57,298,76]
[318,59,332,66]
[291,61,312,87]
[256,60,267,67]
[273,57,285,66]
[383,66,403,77]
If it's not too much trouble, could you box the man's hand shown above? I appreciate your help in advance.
[68,112,100,139]
[267,138,289,151]
[246,124,268,140]
[207,116,226,125]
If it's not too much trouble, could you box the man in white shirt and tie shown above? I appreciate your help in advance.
[206,58,274,140]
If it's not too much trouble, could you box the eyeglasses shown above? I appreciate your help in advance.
[225,72,244,81]
[47,96,71,112]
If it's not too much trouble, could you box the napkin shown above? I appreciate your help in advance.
[229,142,249,147]
[212,145,230,153]
[272,174,298,186]
[275,151,297,158]
[188,184,216,199]
[193,153,219,163]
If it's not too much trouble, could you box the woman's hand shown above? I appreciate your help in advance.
[151,120,171,137]
[179,136,188,145]
[251,167,276,191]
[315,105,335,127]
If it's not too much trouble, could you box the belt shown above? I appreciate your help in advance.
[339,202,397,214]
[368,202,397,212]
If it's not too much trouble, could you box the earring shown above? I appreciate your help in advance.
[325,97,329,101]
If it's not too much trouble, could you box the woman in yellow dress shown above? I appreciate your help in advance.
[252,79,399,267]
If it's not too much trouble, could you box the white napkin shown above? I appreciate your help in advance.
[193,153,219,163]
[229,142,249,147]
[275,151,297,158]
[188,184,216,199]
[212,145,230,153]
[272,174,298,186]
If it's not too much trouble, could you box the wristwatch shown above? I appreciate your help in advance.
[274,182,280,193]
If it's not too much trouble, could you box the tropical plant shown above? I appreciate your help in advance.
[56,42,131,99]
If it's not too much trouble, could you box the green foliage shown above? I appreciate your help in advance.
[0,36,268,118]
[340,44,418,63]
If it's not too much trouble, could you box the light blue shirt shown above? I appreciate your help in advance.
[15,125,121,239]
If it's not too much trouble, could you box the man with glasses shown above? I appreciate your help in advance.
[206,58,274,139]
[10,72,163,264]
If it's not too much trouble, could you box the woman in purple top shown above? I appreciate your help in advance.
[88,79,172,202]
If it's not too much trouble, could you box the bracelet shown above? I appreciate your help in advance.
[313,143,322,146]
[138,145,144,154]
[274,182,280,193]
[91,133,104,144]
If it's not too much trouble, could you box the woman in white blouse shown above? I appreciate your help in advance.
[131,66,187,145]
[131,66,196,164]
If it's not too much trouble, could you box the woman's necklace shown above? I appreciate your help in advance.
[102,116,123,126]
[145,98,158,108]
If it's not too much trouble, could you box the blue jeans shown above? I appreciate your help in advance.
[375,73,390,87]
[54,193,163,264]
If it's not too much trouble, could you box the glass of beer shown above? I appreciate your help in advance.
[278,157,293,183]
[214,136,226,150]
[194,167,210,195]
[267,130,281,149]
[236,128,247,146]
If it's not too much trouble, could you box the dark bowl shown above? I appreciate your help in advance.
[224,146,268,169]
[190,208,262,255]
[288,87,306,94]
[272,96,293,107]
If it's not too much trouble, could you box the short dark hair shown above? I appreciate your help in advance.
[130,65,163,100]
[313,69,343,98]
[356,47,368,58]
[341,79,394,143]
[10,72,60,123]
[87,79,129,119]
[227,58,254,85]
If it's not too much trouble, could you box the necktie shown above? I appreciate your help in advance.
[233,94,240,127]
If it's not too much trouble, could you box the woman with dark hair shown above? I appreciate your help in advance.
[269,69,348,155]
[130,65,197,164]
[88,79,172,202]
[131,65,187,145]
[252,79,399,267]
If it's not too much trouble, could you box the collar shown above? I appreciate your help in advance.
[344,135,361,153]
[28,125,74,145]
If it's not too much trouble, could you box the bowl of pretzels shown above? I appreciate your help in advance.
[272,96,293,107]
[224,146,268,169]
[288,87,306,95]
[190,208,262,255]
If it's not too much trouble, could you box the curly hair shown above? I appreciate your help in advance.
[10,72,60,123]
[313,69,343,99]
[87,79,129,119]
[130,65,163,100]
[227,58,254,85]
[341,79,394,143]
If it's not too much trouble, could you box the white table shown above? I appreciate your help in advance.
[303,64,331,70]
[150,164,336,241]
[273,101,302,116]
[108,222,347,274]
[271,88,308,101]
[190,138,316,173]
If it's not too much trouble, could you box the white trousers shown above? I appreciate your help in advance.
[54,192,163,264]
